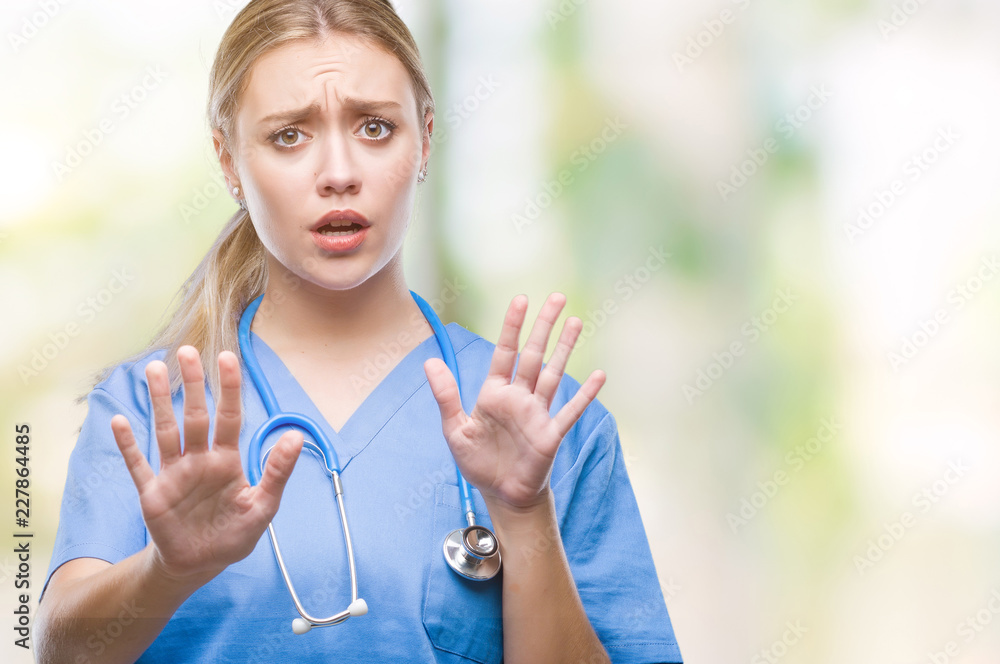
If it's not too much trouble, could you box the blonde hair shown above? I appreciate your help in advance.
[80,0,435,404]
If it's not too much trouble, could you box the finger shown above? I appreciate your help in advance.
[424,358,467,442]
[534,316,583,409]
[111,414,155,493]
[179,346,211,455]
[212,351,242,451]
[255,429,304,516]
[486,295,528,384]
[512,292,566,393]
[552,369,607,439]
[146,360,181,465]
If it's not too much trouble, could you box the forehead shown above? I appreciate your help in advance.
[239,33,415,122]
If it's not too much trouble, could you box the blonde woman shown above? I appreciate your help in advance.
[35,1,682,662]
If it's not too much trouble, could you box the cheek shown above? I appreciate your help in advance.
[245,160,311,212]
[372,146,421,199]
[241,168,303,249]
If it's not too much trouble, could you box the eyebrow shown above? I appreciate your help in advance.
[257,97,404,126]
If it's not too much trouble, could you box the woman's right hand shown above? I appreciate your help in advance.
[110,345,303,586]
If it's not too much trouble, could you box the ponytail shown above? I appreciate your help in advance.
[78,209,268,405]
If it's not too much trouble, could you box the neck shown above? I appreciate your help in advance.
[249,254,434,362]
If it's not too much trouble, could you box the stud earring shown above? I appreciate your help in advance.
[233,186,247,211]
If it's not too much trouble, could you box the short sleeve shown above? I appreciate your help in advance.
[552,409,683,664]
[41,385,150,602]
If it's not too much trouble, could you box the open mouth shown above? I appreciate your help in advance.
[316,223,363,236]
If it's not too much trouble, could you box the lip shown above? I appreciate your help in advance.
[310,209,370,232]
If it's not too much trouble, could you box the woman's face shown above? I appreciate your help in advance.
[216,33,431,293]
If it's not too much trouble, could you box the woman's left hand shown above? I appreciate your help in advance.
[423,293,606,512]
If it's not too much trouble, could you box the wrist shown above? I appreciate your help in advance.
[483,488,557,533]
[142,545,219,596]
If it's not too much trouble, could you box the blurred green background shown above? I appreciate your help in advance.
[3,0,1000,661]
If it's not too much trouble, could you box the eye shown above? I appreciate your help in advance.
[270,125,307,148]
[358,116,397,142]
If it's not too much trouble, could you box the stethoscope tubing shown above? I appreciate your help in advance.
[240,291,475,510]
[409,292,477,522]
[236,290,500,632]
[237,294,363,631]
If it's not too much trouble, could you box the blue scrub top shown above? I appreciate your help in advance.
[43,322,683,663]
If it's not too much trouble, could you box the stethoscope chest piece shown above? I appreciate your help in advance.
[443,525,501,581]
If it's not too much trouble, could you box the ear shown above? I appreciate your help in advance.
[212,128,240,192]
[420,111,434,170]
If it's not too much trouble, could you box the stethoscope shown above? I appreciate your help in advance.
[237,290,502,635]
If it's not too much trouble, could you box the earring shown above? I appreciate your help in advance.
[417,167,428,183]
[233,186,247,211]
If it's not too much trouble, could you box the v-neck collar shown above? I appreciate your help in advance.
[247,324,454,467]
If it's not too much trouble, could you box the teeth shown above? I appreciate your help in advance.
[319,228,357,236]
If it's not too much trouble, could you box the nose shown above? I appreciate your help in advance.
[314,129,361,196]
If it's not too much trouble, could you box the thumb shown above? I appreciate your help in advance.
[424,357,466,441]
[255,429,304,517]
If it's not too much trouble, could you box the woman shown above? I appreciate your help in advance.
[35,1,682,662]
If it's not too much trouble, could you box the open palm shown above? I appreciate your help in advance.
[111,346,303,583]
[424,293,606,510]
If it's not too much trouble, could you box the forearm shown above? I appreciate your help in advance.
[485,490,610,664]
[35,544,211,664]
